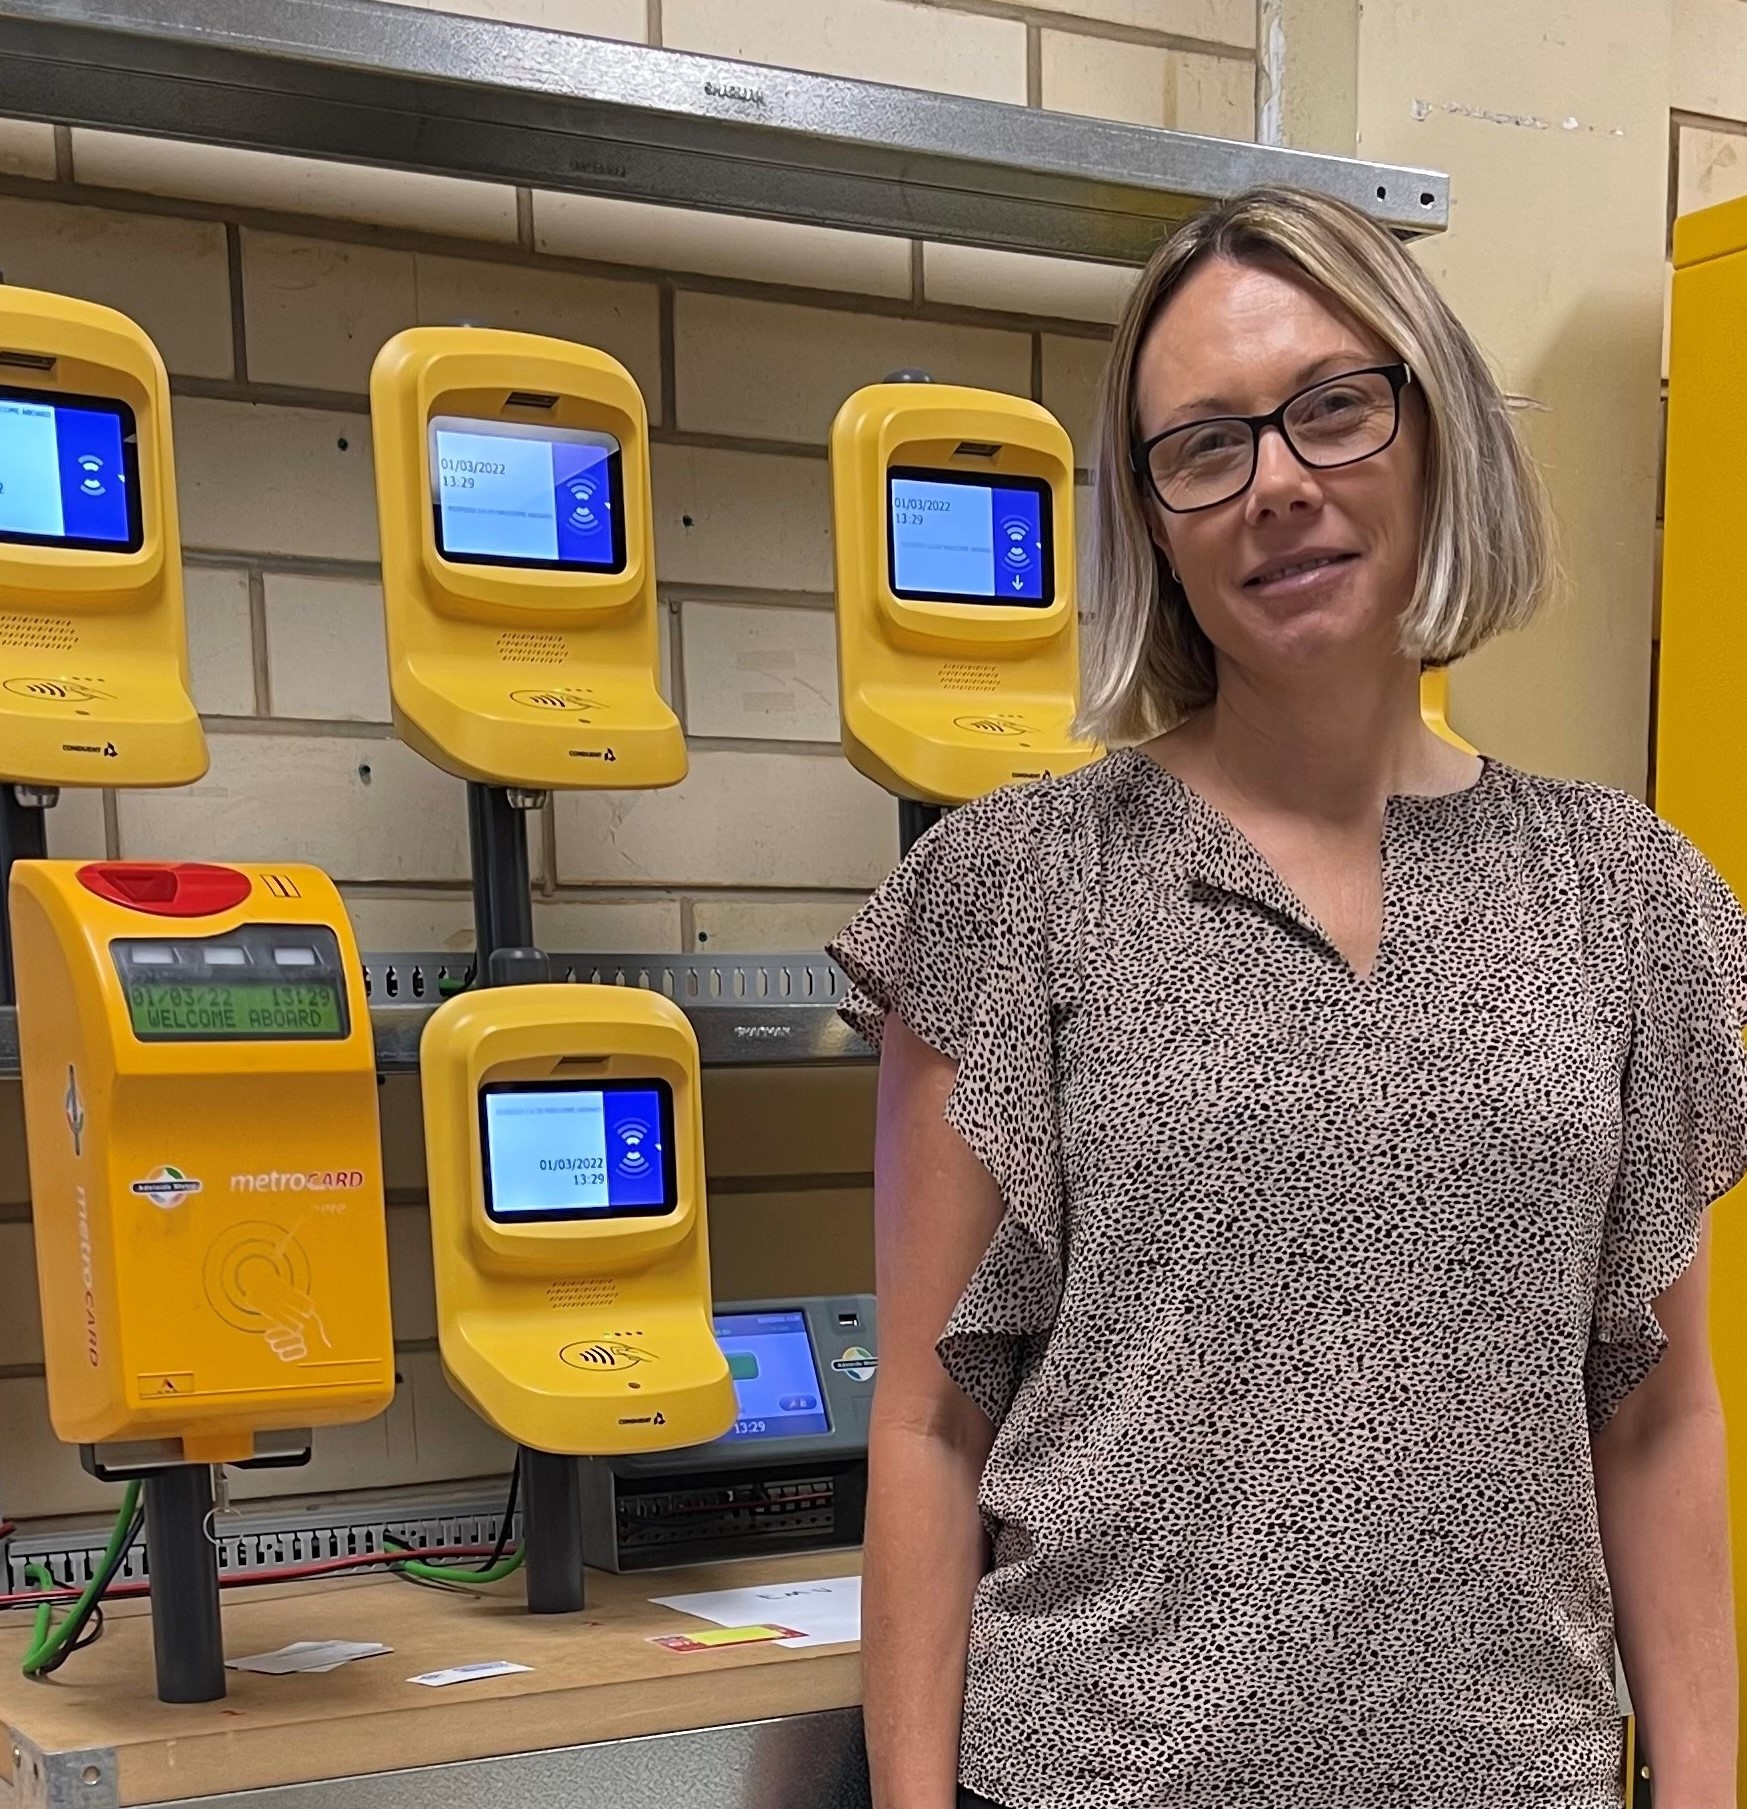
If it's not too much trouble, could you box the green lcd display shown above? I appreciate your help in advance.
[125,981,344,1041]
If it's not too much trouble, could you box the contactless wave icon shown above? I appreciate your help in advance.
[614,1117,656,1181]
[76,454,108,497]
[999,515,1032,570]
[563,472,608,534]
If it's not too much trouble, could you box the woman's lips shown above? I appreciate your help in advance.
[1241,552,1360,596]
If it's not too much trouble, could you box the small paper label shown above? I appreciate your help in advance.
[228,1641,391,1676]
[407,1661,533,1688]
[651,1624,801,1653]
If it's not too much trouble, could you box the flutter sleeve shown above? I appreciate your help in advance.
[1587,817,1747,1430]
[829,797,1068,1425]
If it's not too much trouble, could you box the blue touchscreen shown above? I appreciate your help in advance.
[889,474,1046,602]
[714,1310,831,1442]
[433,420,622,570]
[482,1084,670,1220]
[0,393,134,548]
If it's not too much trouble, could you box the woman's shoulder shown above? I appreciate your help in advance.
[830,761,1140,1049]
[1484,761,1747,963]
[921,746,1164,876]
[1485,759,1700,872]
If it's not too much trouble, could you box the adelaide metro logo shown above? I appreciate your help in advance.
[831,1346,878,1382]
[131,1166,203,1210]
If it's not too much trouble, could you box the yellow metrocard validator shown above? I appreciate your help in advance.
[0,286,205,789]
[10,858,393,1465]
[371,326,683,791]
[420,981,735,1457]
[830,380,1097,806]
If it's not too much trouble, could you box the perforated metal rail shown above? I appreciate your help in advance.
[4,1483,517,1594]
[0,951,873,1075]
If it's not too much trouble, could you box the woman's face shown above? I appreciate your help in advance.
[1132,254,1426,682]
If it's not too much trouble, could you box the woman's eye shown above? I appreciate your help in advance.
[1302,388,1365,419]
[1179,426,1246,462]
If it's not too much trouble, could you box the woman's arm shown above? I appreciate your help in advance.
[1593,1227,1738,1809]
[863,1016,1003,1809]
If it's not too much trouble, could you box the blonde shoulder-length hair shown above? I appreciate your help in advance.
[1077,185,1553,747]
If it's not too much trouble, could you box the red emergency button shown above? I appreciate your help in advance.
[76,862,253,918]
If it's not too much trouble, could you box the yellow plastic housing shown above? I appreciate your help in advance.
[371,326,684,790]
[830,382,1098,805]
[1419,669,1474,754]
[0,287,205,789]
[420,983,734,1456]
[9,862,393,1466]
[1660,189,1747,1797]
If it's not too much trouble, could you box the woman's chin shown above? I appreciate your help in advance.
[1220,598,1395,673]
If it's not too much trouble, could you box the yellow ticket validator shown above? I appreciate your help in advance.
[10,860,394,1464]
[831,381,1097,805]
[0,286,204,788]
[371,327,683,791]
[421,983,734,1456]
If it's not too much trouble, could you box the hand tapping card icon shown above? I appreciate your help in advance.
[235,1260,330,1364]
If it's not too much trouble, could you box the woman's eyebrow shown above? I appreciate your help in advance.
[1157,350,1380,425]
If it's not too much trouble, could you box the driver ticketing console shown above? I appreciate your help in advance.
[581,1294,877,1571]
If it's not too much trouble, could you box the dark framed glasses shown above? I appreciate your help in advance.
[1131,362,1413,514]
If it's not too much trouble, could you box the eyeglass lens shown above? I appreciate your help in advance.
[1146,368,1401,512]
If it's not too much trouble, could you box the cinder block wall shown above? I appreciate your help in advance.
[0,0,1259,1519]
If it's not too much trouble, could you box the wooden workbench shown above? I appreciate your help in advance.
[0,1552,864,1807]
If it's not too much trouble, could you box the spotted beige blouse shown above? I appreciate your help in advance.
[830,748,1747,1809]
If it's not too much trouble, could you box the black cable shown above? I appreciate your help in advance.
[384,1455,520,1581]
[477,1456,521,1575]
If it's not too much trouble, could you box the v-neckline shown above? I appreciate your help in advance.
[1122,746,1495,985]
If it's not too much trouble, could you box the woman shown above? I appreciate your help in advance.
[829,186,1744,1809]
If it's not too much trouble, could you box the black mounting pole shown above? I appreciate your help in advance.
[143,1465,225,1703]
[466,781,535,959]
[0,785,48,1007]
[520,1448,586,1616]
[898,798,943,857]
[464,780,585,1613]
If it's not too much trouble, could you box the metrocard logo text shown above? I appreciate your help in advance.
[231,1168,366,1193]
[76,1184,98,1368]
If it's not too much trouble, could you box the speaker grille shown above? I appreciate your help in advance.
[938,661,1001,693]
[548,1278,620,1310]
[0,615,77,650]
[498,631,570,665]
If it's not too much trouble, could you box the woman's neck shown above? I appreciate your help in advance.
[1160,660,1476,826]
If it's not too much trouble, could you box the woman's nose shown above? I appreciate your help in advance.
[1244,425,1321,520]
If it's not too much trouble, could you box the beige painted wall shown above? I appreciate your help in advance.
[1272,0,1674,794]
[1349,0,1669,795]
